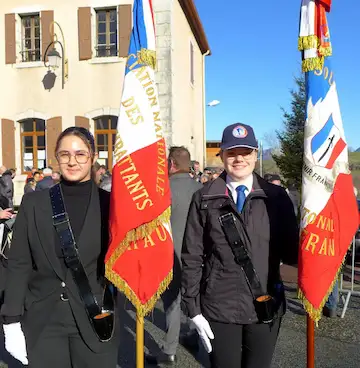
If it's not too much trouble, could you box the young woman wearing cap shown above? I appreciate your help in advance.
[1,127,118,367]
[182,123,299,368]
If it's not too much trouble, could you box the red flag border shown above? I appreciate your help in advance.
[105,207,173,317]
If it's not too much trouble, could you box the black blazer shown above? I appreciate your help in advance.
[1,182,118,352]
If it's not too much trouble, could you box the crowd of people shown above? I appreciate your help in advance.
[0,123,341,368]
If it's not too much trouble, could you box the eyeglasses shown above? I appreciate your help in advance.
[56,150,91,164]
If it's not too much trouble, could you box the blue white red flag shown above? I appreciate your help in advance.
[105,0,173,316]
[298,0,358,323]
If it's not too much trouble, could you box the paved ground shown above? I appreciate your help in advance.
[1,265,360,367]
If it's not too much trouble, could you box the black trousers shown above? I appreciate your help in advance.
[209,318,281,368]
[27,301,117,368]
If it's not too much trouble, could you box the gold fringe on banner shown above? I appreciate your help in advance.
[298,35,319,51]
[106,267,173,317]
[298,249,349,325]
[302,56,324,73]
[319,45,332,57]
[105,206,173,316]
[137,48,156,70]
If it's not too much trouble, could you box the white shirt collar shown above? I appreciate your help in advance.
[226,174,254,203]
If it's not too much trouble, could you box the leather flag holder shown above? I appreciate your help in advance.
[219,212,275,324]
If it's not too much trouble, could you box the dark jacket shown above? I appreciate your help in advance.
[170,172,202,258]
[0,171,14,208]
[35,176,55,191]
[181,172,299,324]
[0,183,118,352]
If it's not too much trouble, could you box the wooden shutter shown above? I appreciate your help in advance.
[1,119,15,169]
[46,117,62,170]
[75,116,90,130]
[41,11,54,61]
[5,14,16,65]
[118,5,132,57]
[78,7,92,60]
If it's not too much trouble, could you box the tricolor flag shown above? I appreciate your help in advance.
[105,0,173,316]
[298,0,358,323]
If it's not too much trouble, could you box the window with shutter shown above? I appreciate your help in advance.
[1,119,16,169]
[46,117,62,171]
[118,5,132,58]
[20,14,41,62]
[94,116,117,170]
[95,8,118,57]
[78,7,92,60]
[5,14,16,64]
[20,119,46,172]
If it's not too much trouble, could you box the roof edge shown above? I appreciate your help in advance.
[178,0,211,55]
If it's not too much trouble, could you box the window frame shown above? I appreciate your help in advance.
[94,116,117,170]
[95,7,118,58]
[20,119,46,173]
[20,13,41,63]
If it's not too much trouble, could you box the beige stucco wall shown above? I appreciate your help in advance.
[171,0,206,166]
[0,0,208,204]
[0,0,133,205]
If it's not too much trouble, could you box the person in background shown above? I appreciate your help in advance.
[24,179,36,194]
[99,170,112,193]
[35,168,54,191]
[0,167,15,209]
[33,171,42,184]
[93,163,106,186]
[27,168,37,180]
[192,161,203,182]
[182,123,299,368]
[146,146,202,365]
[52,171,61,184]
[268,174,282,186]
[1,126,118,367]
[200,174,210,185]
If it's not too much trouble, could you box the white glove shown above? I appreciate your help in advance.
[3,322,28,365]
[190,314,214,353]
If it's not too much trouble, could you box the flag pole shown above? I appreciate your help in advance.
[307,315,315,368]
[136,313,144,368]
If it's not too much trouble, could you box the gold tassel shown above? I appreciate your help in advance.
[298,35,319,51]
[137,48,156,70]
[298,247,349,325]
[105,207,171,270]
[302,56,324,73]
[319,45,332,57]
[105,207,173,315]
[106,269,173,317]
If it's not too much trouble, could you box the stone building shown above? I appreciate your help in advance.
[0,0,210,204]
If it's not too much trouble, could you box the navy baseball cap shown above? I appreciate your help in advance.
[220,123,258,151]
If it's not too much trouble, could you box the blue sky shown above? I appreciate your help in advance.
[195,0,360,150]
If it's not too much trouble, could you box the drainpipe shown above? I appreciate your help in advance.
[202,49,210,170]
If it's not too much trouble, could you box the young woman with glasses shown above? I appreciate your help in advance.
[1,127,118,368]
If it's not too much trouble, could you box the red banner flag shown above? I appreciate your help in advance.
[298,0,358,323]
[105,0,173,316]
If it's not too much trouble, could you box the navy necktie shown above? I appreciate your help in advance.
[236,185,247,213]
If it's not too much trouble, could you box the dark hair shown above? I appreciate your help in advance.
[168,146,191,171]
[33,171,41,176]
[99,165,107,170]
[263,173,272,182]
[55,127,96,156]
[270,174,281,182]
